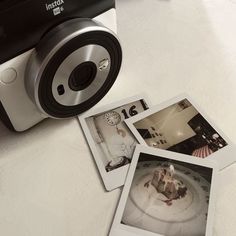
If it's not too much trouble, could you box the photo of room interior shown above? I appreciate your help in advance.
[133,99,227,158]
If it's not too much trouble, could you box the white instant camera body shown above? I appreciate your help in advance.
[0,0,122,131]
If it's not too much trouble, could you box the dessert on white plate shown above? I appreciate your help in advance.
[122,161,210,235]
[149,165,187,203]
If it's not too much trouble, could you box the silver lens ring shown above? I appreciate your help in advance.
[51,44,111,106]
[25,18,122,118]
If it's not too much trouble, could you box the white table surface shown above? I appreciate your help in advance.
[1,0,236,235]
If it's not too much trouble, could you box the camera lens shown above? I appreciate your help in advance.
[26,18,122,118]
[68,61,97,91]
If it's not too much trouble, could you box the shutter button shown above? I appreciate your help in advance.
[0,68,17,84]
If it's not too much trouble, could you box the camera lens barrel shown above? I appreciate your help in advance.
[25,18,122,118]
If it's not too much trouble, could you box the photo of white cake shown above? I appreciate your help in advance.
[151,165,187,200]
[123,160,211,236]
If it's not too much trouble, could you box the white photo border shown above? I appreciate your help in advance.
[125,93,235,169]
[79,94,152,191]
[109,144,219,236]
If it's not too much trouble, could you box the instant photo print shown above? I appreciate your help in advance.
[79,94,151,191]
[125,94,235,169]
[109,145,218,236]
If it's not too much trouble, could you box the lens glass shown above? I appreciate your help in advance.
[68,61,97,91]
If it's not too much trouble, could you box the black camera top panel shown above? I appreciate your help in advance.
[0,0,28,11]
[0,0,115,64]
